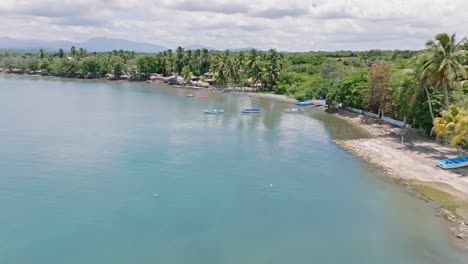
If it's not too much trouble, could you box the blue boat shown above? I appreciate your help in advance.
[242,108,261,113]
[284,108,304,114]
[294,99,310,105]
[203,109,224,114]
[437,156,468,169]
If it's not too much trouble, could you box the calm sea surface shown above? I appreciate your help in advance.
[0,75,467,263]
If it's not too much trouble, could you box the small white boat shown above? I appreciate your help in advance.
[284,108,304,114]
[242,108,261,113]
[437,156,468,169]
[185,93,198,97]
[203,109,224,114]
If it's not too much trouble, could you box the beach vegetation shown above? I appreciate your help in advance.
[0,32,466,136]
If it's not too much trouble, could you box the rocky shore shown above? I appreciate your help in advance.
[332,110,468,248]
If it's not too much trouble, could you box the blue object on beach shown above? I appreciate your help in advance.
[242,108,261,113]
[203,109,224,114]
[437,156,468,169]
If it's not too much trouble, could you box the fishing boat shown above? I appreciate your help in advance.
[242,108,261,113]
[185,93,198,97]
[437,156,468,169]
[298,100,315,106]
[284,108,304,114]
[203,109,224,114]
[194,95,209,99]
[294,99,310,105]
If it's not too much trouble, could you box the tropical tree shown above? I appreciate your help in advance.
[199,48,210,74]
[210,52,229,86]
[79,56,100,78]
[433,105,468,153]
[70,46,77,58]
[57,48,65,59]
[419,33,467,109]
[175,46,184,74]
[53,58,77,77]
[326,72,368,108]
[39,49,45,60]
[246,49,261,80]
[111,57,125,79]
[181,65,192,84]
[78,48,87,59]
[364,61,392,115]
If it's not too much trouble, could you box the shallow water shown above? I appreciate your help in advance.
[0,75,467,264]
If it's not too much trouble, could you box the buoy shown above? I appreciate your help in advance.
[270,184,273,187]
[154,193,158,198]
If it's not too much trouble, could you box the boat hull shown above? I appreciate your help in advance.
[437,156,468,169]
[242,108,261,113]
[203,110,224,114]
[284,109,304,113]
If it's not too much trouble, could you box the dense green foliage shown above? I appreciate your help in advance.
[0,33,466,134]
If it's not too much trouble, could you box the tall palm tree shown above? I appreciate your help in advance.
[210,52,229,87]
[175,47,184,74]
[165,49,175,75]
[259,62,281,91]
[420,33,467,109]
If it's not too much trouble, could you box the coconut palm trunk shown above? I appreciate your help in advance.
[424,86,435,120]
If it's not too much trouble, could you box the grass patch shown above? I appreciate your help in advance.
[409,182,468,218]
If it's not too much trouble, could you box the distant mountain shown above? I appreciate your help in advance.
[0,37,168,52]
[80,38,167,52]
[0,37,74,51]
[228,47,257,52]
[183,44,214,50]
[0,37,260,53]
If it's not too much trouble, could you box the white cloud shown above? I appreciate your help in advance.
[0,0,466,51]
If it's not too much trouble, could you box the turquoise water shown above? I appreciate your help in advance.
[0,75,467,264]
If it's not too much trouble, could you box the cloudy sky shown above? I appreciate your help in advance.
[0,0,467,51]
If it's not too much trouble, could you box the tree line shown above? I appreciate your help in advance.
[0,33,466,146]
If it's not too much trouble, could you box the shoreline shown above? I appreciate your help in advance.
[248,92,468,248]
[3,72,468,247]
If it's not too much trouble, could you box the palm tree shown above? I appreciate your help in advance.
[70,46,77,57]
[175,47,184,74]
[165,49,175,75]
[210,52,230,87]
[259,62,281,91]
[181,65,192,85]
[432,105,468,154]
[420,33,467,109]
[200,48,210,74]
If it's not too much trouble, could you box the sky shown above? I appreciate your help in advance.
[0,0,467,51]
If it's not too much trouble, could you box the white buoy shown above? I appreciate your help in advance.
[154,193,158,198]
[270,184,273,187]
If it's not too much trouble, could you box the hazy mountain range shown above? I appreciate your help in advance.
[0,37,254,52]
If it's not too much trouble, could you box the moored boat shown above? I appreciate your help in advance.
[298,100,314,106]
[437,156,468,169]
[294,99,310,105]
[242,108,261,113]
[194,95,209,99]
[186,93,198,97]
[284,108,304,113]
[203,109,224,114]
